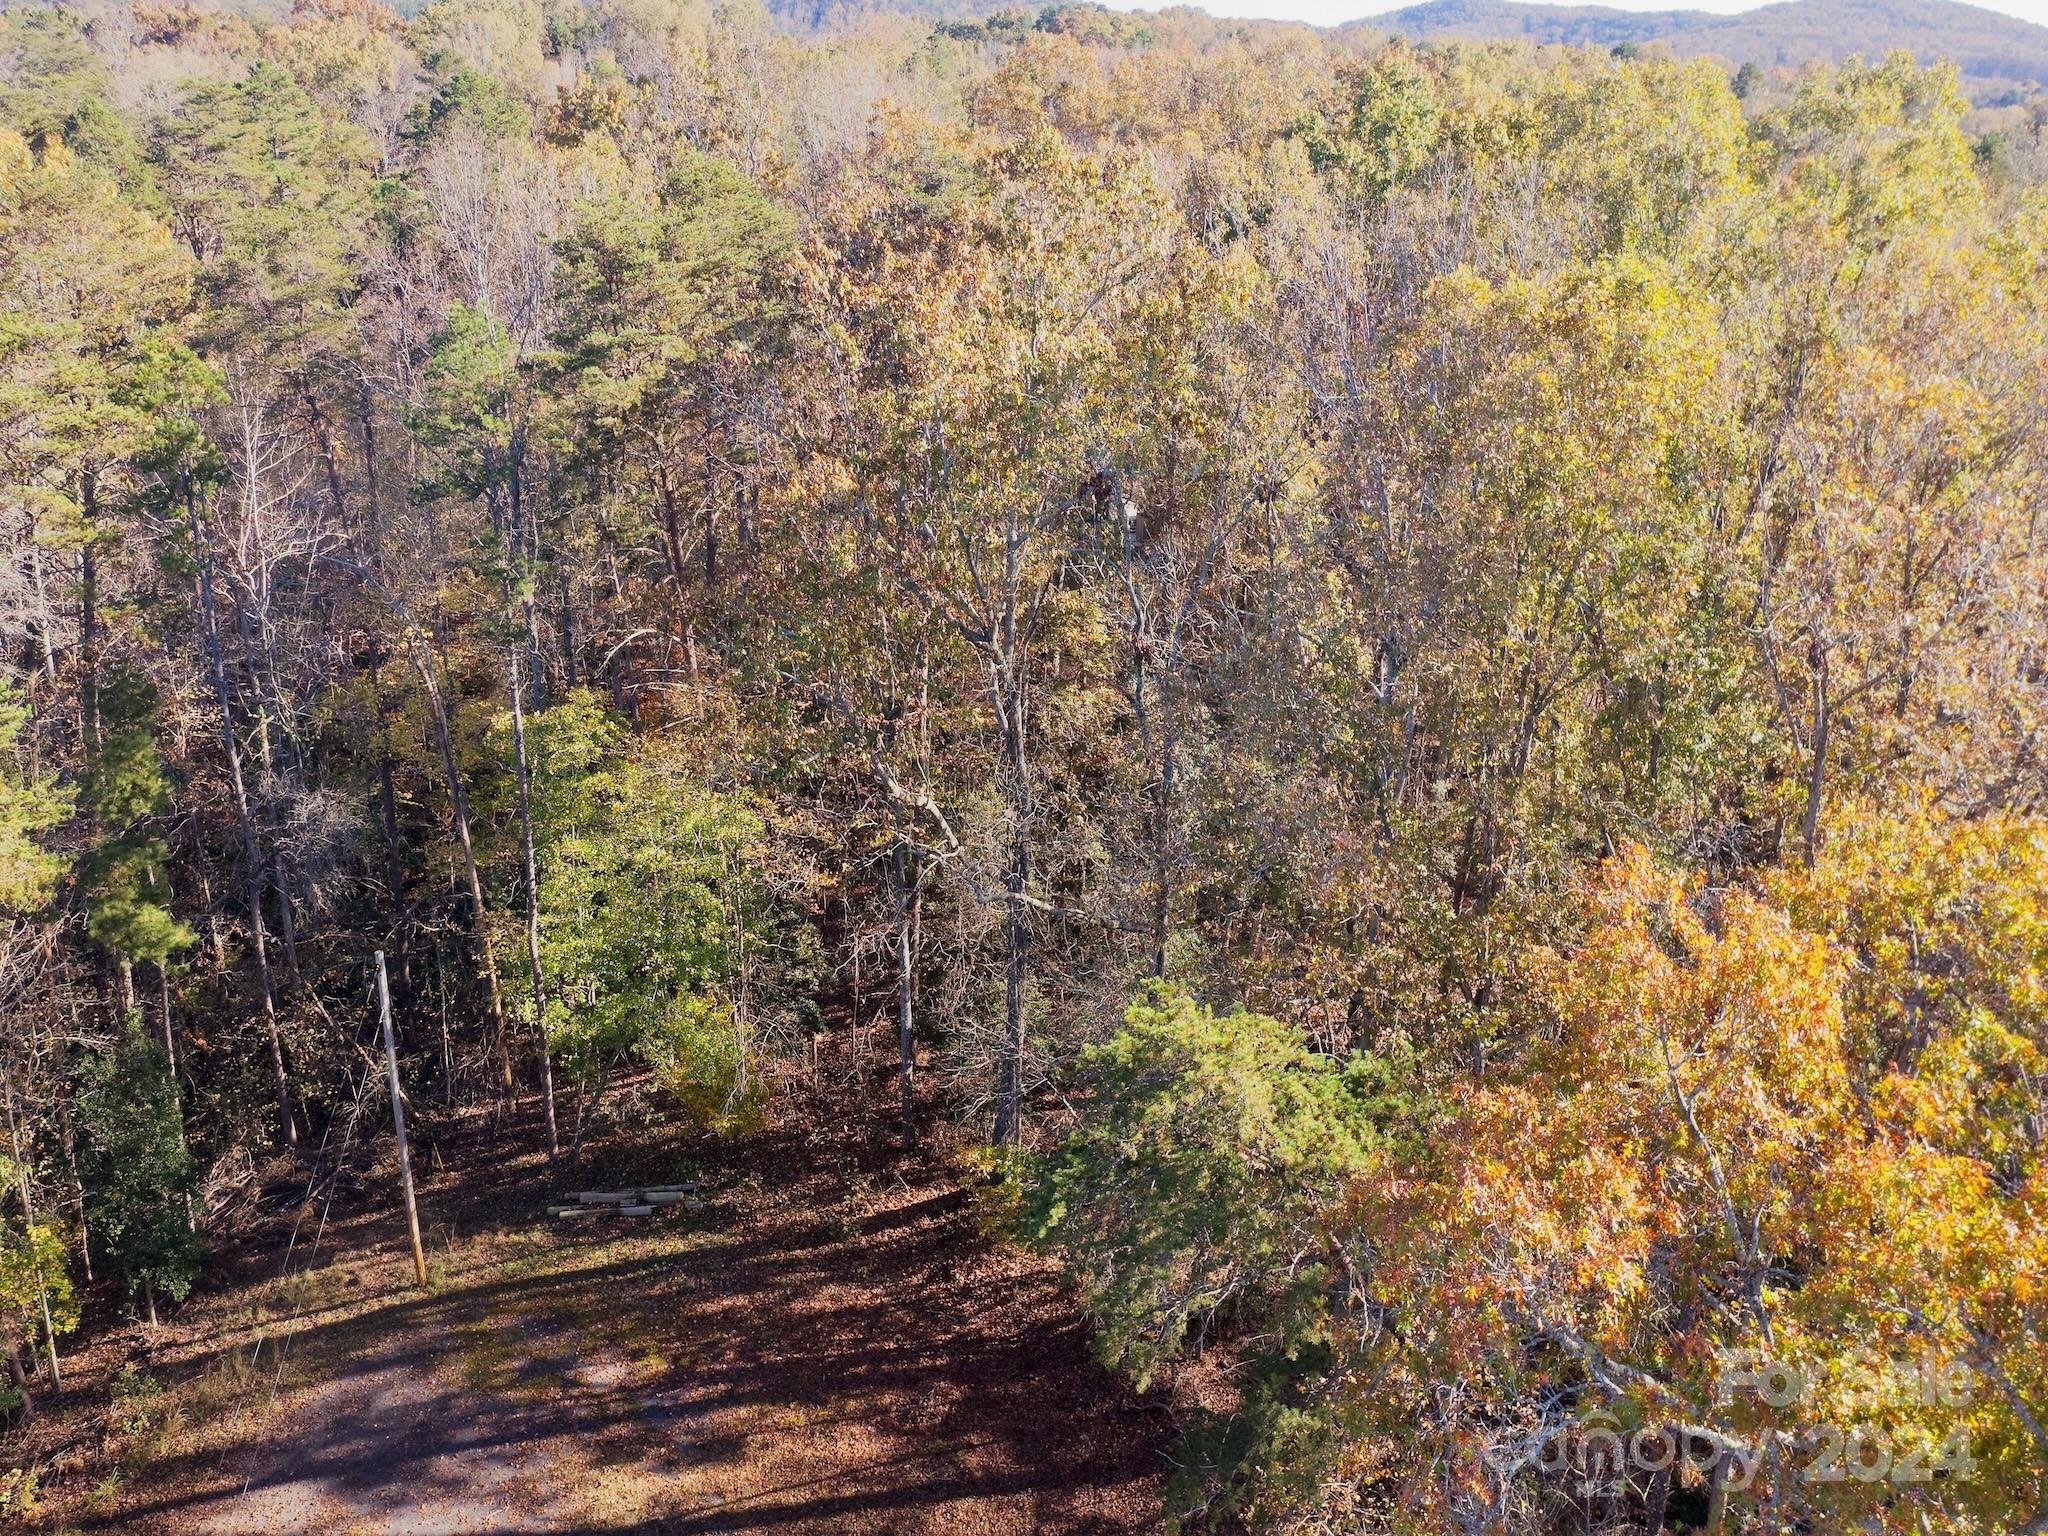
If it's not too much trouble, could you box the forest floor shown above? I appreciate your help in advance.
[10,1055,1168,1535]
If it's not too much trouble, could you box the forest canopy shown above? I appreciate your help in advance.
[1,0,2045,1531]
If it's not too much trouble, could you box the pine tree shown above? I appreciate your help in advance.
[76,1023,200,1325]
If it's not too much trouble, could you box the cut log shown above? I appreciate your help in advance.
[549,1185,703,1221]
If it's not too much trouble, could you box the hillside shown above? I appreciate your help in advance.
[4,2,2046,1533]
[1365,0,2048,99]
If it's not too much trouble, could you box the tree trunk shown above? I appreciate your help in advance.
[555,556,578,692]
[657,474,690,614]
[199,872,227,974]
[1642,1429,1673,1533]
[78,470,99,755]
[158,962,191,1166]
[4,1343,32,1423]
[506,436,547,707]
[272,871,301,988]
[413,649,514,1098]
[437,943,454,1102]
[357,375,382,539]
[992,674,1030,1146]
[187,485,294,1147]
[4,1077,64,1391]
[56,1101,89,1285]
[376,952,430,1288]
[28,536,59,690]
[890,842,916,1145]
[1149,731,1179,980]
[1801,636,1831,869]
[229,596,303,986]
[507,654,559,1160]
[1705,1448,1734,1529]
[52,1003,91,1282]
[304,389,348,522]
[377,748,411,1007]
[370,648,414,1019]
[359,390,416,1018]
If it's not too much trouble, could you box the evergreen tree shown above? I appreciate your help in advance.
[0,688,67,914]
[77,668,194,990]
[76,1024,200,1324]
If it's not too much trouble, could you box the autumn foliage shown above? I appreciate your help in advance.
[0,2,2044,1530]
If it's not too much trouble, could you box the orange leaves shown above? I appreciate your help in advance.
[1345,811,2047,1530]
[1530,845,1854,1187]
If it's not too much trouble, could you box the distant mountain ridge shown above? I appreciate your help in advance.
[1360,0,2048,100]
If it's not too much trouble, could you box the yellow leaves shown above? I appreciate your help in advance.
[0,131,185,304]
[0,127,33,192]
[1519,853,1858,1269]
[1879,1016,2044,1147]
[1462,53,1754,261]
[1765,56,1982,258]
[1330,816,2043,1531]
[1779,800,2048,1090]
[1401,253,1729,548]
[824,140,1217,523]
[972,33,1114,145]
[1988,187,2048,307]
[1423,262,1495,317]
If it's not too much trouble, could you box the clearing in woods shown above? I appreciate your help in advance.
[42,1084,1165,1535]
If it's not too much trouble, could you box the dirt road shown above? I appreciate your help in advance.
[67,1106,1164,1536]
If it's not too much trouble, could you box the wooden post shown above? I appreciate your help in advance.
[376,952,429,1288]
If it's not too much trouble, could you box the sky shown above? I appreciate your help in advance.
[1098,0,2048,28]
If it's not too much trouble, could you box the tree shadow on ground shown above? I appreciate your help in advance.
[95,1090,1168,1536]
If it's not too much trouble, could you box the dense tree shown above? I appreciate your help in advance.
[75,1023,199,1325]
[0,9,2043,1532]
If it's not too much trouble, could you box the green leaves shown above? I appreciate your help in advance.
[412,302,523,505]
[0,128,191,489]
[0,686,68,916]
[149,60,373,352]
[1023,985,1424,1523]
[550,149,793,423]
[1025,984,1379,1387]
[76,1023,200,1308]
[506,689,804,1129]
[404,60,532,146]
[1290,46,1441,204]
[78,670,193,971]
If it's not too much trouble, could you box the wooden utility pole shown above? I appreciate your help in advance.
[376,952,429,1288]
